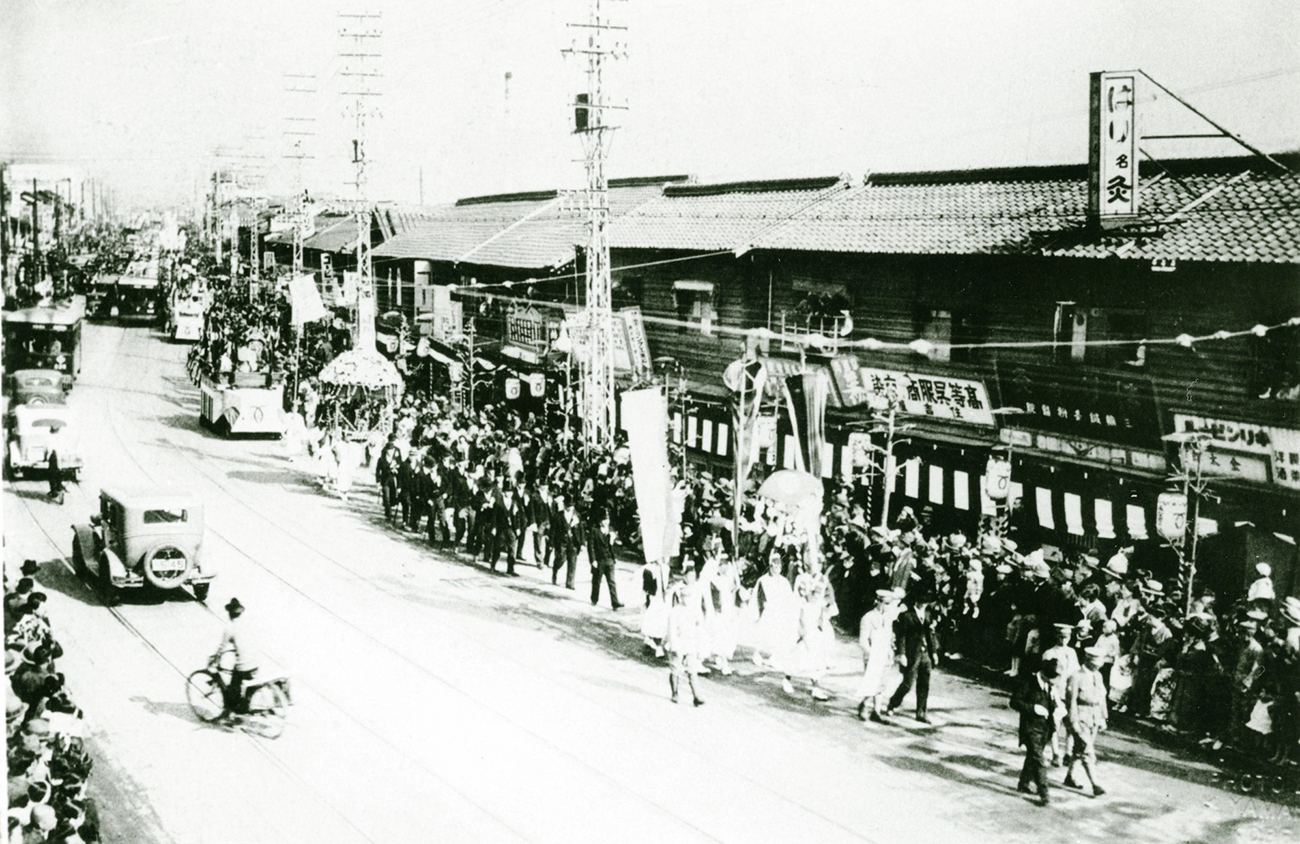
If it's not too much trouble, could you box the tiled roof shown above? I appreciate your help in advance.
[612,156,1300,264]
[607,177,851,252]
[373,179,681,269]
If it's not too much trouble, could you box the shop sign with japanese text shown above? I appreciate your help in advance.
[1089,71,1139,225]
[995,361,1161,448]
[832,357,994,426]
[1173,412,1300,490]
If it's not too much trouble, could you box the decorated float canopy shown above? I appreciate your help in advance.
[318,349,403,389]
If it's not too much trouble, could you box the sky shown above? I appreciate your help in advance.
[3,0,1299,211]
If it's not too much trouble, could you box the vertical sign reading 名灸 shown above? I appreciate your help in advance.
[1088,71,1139,227]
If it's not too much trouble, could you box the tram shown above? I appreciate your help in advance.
[92,272,161,322]
[2,296,87,382]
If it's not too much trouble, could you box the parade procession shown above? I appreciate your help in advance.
[3,2,1300,843]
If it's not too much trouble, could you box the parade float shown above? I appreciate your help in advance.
[316,348,403,440]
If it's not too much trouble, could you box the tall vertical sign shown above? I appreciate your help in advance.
[1089,71,1139,228]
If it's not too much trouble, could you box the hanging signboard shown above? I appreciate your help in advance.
[832,357,994,425]
[1172,412,1297,489]
[1088,71,1140,227]
[619,307,653,377]
[505,304,561,352]
[995,360,1161,448]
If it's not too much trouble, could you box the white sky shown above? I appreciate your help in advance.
[3,0,1299,210]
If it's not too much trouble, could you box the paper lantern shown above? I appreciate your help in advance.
[505,377,521,400]
[1156,491,1188,542]
[985,455,1011,501]
[528,372,546,397]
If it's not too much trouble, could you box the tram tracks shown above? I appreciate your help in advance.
[14,326,384,844]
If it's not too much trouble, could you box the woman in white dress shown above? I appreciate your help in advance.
[706,553,743,675]
[335,437,356,501]
[784,564,838,700]
[317,431,339,492]
[753,553,798,668]
[640,558,670,658]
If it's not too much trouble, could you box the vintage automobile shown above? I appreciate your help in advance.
[72,487,214,603]
[5,405,82,481]
[6,369,72,406]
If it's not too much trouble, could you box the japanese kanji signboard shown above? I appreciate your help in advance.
[995,360,1162,448]
[831,357,995,426]
[1172,412,1300,490]
[1088,71,1139,226]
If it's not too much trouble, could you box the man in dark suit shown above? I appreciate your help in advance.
[1010,657,1061,807]
[587,510,622,610]
[886,595,940,722]
[375,437,401,523]
[487,480,519,576]
[550,496,582,589]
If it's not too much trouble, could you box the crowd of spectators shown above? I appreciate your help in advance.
[350,382,1300,765]
[6,561,99,843]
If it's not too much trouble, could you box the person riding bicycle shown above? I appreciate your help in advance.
[211,597,259,722]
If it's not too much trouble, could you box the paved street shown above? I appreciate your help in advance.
[5,321,1297,844]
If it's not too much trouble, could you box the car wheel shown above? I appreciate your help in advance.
[142,545,191,590]
[193,582,210,603]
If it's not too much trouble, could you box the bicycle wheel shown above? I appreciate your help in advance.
[186,670,225,723]
[246,684,288,739]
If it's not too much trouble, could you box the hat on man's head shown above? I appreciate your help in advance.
[5,649,18,675]
[1244,608,1269,622]
[21,559,39,577]
[1138,579,1164,597]
[224,597,244,614]
[1039,657,1061,679]
[1083,644,1107,660]
[1102,552,1129,578]
[1256,563,1272,577]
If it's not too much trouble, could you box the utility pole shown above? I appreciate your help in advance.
[1,163,8,298]
[339,10,382,352]
[284,73,317,275]
[563,0,628,449]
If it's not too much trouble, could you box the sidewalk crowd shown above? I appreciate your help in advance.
[5,560,100,843]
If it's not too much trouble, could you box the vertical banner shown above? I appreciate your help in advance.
[783,371,830,477]
[621,388,673,563]
[1088,71,1139,226]
[723,358,768,486]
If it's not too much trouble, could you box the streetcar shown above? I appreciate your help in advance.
[199,372,287,438]
[92,272,161,322]
[2,295,86,382]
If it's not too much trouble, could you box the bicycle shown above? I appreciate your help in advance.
[186,662,292,739]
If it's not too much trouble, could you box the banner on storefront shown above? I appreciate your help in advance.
[506,304,562,352]
[783,371,830,476]
[995,360,1162,449]
[430,285,462,342]
[622,388,674,563]
[831,357,994,426]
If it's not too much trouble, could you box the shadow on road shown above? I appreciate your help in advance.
[129,696,203,727]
